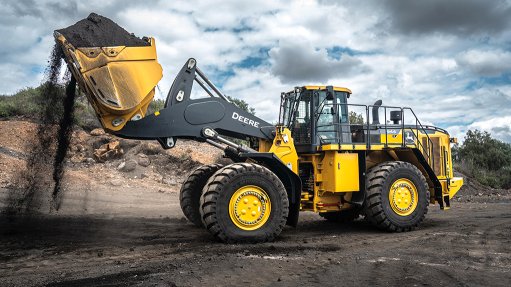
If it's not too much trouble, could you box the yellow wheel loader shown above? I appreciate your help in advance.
[55,26,463,243]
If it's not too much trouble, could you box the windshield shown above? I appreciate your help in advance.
[316,91,348,143]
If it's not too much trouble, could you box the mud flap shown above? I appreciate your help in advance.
[411,149,447,209]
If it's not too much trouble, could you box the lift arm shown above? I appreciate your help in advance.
[115,58,275,149]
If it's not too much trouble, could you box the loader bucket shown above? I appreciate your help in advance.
[54,31,163,131]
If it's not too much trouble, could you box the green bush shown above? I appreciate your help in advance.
[147,98,165,114]
[0,83,169,131]
[227,96,255,115]
[0,86,48,118]
[349,111,364,124]
[455,130,511,189]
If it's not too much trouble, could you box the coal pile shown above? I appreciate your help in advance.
[56,13,150,48]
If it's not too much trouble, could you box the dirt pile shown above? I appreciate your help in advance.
[0,120,225,204]
[454,171,511,203]
[56,13,150,48]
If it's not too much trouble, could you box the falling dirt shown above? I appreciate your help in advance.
[4,44,72,214]
[52,76,76,208]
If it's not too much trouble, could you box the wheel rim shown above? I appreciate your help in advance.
[388,178,418,216]
[229,185,271,231]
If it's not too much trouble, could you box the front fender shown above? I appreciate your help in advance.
[239,152,302,227]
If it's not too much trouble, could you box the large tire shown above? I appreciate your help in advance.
[319,208,361,223]
[179,164,223,227]
[364,161,429,232]
[200,163,289,243]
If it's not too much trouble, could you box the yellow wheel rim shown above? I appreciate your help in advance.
[388,178,418,216]
[229,185,271,231]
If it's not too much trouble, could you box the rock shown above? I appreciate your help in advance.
[139,142,162,155]
[110,179,123,186]
[89,135,113,149]
[137,154,151,167]
[118,138,141,150]
[93,140,123,162]
[70,156,83,164]
[72,130,89,143]
[118,160,137,172]
[163,177,178,185]
[90,128,106,136]
[108,141,120,150]
[75,144,86,152]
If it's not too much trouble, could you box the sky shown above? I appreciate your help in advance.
[1,0,511,142]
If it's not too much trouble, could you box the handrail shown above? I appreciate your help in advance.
[312,103,438,168]
[403,107,435,169]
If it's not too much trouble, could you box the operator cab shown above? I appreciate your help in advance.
[279,86,352,153]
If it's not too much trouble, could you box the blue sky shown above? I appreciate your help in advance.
[1,0,511,142]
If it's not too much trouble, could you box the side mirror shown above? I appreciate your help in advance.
[326,91,334,100]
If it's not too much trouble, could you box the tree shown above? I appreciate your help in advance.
[455,129,511,189]
[147,98,165,114]
[349,111,364,124]
[227,96,255,115]
[459,130,511,171]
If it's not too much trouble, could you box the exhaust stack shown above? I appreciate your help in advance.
[372,100,382,125]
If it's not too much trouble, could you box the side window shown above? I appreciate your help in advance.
[291,93,312,144]
[294,93,310,125]
[296,101,308,124]
[336,92,348,123]
[316,91,336,142]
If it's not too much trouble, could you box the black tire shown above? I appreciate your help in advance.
[179,164,223,227]
[200,163,289,243]
[319,208,361,223]
[364,161,429,232]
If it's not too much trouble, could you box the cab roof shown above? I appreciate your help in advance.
[301,86,352,94]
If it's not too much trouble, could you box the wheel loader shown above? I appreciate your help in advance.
[54,30,463,243]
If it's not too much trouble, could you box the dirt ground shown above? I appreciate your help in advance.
[1,120,510,287]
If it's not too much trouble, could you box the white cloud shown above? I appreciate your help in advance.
[1,0,510,143]
[468,116,511,142]
[456,49,511,76]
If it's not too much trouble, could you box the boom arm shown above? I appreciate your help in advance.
[114,58,274,149]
